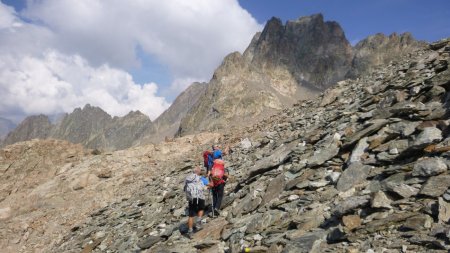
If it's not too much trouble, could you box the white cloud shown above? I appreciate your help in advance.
[0,50,170,122]
[0,2,170,122]
[22,0,262,90]
[0,0,262,122]
[0,2,16,29]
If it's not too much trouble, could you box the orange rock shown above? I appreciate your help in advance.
[424,144,450,153]
[368,138,383,150]
[342,215,361,231]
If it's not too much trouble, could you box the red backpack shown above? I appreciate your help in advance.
[203,151,211,168]
[211,159,225,184]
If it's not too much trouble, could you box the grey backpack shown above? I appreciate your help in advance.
[184,174,205,201]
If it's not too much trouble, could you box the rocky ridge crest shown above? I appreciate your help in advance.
[348,32,426,78]
[1,104,152,150]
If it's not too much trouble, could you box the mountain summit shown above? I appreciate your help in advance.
[248,14,353,89]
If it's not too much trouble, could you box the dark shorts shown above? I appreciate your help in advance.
[188,198,205,217]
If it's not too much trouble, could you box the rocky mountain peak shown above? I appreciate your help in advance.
[246,13,353,89]
[2,114,52,146]
[119,110,150,121]
[293,12,324,23]
[74,104,112,118]
[356,32,417,47]
[177,14,354,136]
[212,51,245,81]
[348,32,426,77]
[258,16,283,41]
[53,105,112,145]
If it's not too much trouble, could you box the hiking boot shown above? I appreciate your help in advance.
[187,229,194,239]
[208,210,219,218]
[195,221,203,231]
[213,208,221,216]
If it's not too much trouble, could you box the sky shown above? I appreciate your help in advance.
[0,0,449,123]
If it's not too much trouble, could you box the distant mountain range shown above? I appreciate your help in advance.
[1,14,425,150]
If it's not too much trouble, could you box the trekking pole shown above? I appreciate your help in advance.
[209,174,215,218]
[211,188,215,218]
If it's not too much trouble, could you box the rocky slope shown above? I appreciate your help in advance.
[0,38,444,253]
[0,133,221,253]
[2,105,153,150]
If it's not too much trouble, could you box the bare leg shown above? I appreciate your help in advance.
[196,210,204,230]
[188,216,194,230]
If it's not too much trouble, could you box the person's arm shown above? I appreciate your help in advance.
[223,145,230,155]
[223,169,229,181]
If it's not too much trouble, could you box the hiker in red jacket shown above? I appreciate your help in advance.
[204,144,230,177]
[209,150,228,215]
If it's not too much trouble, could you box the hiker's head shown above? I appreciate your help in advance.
[200,168,207,176]
[193,166,201,175]
[213,144,220,150]
[213,150,222,159]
